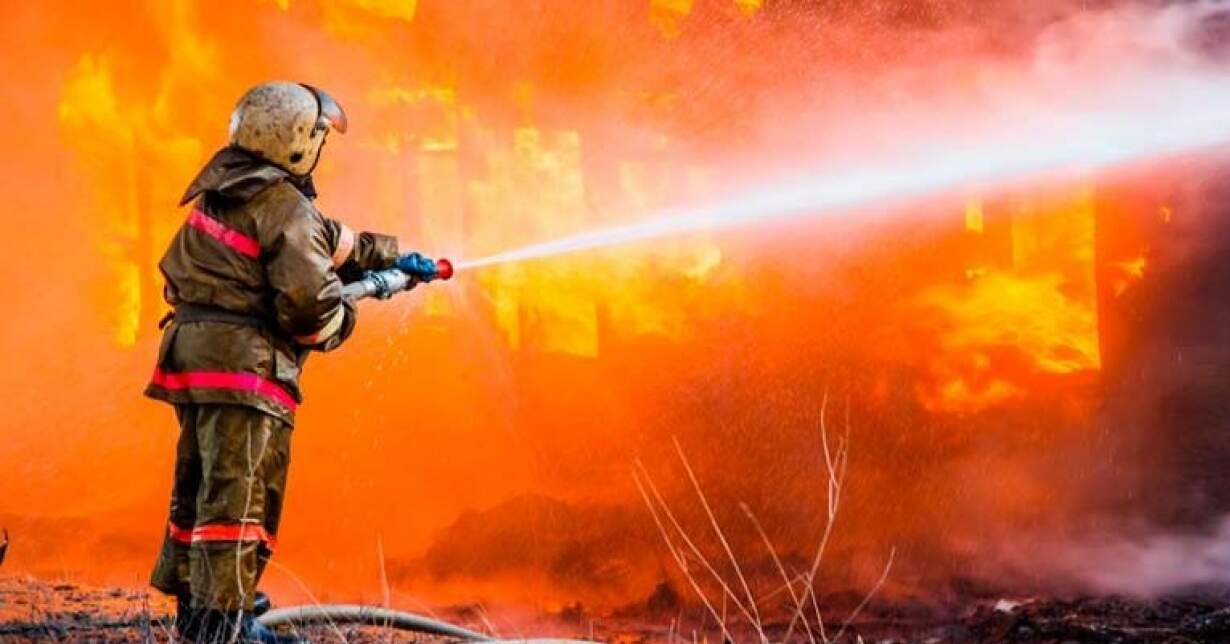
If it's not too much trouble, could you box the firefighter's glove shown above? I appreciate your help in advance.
[395,252,438,282]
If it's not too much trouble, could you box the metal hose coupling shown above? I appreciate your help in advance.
[341,257,453,301]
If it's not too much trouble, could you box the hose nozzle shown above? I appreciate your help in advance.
[434,258,454,281]
[342,255,454,301]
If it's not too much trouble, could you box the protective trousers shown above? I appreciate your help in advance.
[150,404,291,611]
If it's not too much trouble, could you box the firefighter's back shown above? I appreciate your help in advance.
[147,179,314,422]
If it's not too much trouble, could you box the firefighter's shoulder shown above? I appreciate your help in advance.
[250,182,326,247]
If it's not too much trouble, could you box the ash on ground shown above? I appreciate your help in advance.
[0,575,457,643]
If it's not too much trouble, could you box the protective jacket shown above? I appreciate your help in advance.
[145,147,398,424]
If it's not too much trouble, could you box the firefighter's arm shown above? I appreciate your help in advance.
[321,217,400,283]
[260,200,356,352]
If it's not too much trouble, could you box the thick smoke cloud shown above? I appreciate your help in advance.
[1,0,1229,614]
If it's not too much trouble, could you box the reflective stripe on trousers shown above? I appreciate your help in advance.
[149,403,291,611]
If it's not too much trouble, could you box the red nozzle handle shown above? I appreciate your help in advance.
[435,257,454,281]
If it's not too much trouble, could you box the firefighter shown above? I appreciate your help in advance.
[146,81,436,643]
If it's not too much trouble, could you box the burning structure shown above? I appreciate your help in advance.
[2,0,1230,639]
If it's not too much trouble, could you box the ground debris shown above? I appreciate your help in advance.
[0,575,461,643]
[916,595,1230,644]
[4,574,1229,643]
[599,593,1230,643]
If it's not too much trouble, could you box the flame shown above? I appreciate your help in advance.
[1108,254,1148,296]
[650,0,694,38]
[910,189,1101,414]
[58,56,143,346]
[1116,256,1147,279]
[914,270,1101,414]
[0,0,1213,623]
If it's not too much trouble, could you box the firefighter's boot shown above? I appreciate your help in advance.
[239,614,304,644]
[175,594,201,641]
[195,611,304,644]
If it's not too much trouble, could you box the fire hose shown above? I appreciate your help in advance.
[257,605,486,639]
[257,604,598,643]
[341,257,454,302]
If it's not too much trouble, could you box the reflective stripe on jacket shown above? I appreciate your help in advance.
[145,147,399,423]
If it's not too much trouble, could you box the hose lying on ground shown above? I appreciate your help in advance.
[259,605,490,640]
[258,604,599,643]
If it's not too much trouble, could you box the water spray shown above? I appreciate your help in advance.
[453,73,1230,273]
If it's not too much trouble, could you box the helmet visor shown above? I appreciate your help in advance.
[301,83,347,134]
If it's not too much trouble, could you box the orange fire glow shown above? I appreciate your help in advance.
[0,0,1187,627]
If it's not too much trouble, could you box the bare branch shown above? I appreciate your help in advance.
[672,437,766,642]
[832,547,897,643]
[786,393,845,642]
[633,459,762,634]
[633,466,734,643]
[741,502,816,644]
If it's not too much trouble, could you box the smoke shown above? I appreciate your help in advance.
[987,514,1230,598]
[4,0,1230,614]
[1062,517,1230,597]
[957,0,1230,599]
[760,0,1230,176]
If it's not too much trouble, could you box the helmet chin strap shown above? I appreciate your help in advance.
[297,84,341,177]
[302,130,328,178]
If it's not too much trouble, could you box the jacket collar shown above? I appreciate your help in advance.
[179,146,317,206]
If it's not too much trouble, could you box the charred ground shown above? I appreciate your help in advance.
[2,575,1228,643]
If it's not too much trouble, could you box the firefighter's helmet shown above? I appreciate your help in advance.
[228,81,347,176]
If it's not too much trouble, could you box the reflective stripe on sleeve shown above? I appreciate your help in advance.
[293,304,345,346]
[332,223,356,267]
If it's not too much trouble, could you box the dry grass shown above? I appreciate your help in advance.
[633,392,896,643]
